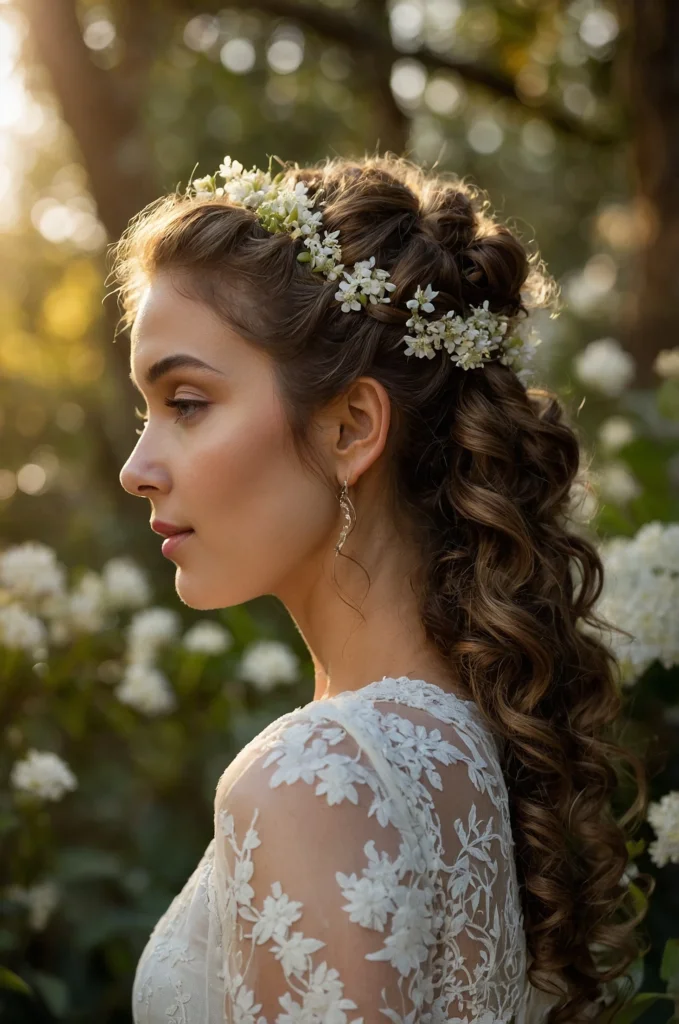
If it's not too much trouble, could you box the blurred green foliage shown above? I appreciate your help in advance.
[0,0,678,1020]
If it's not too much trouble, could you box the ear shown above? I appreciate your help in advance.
[324,376,391,487]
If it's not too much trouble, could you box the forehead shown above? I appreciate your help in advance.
[130,274,224,349]
[128,272,276,391]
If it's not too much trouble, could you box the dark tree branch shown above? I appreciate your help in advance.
[181,0,619,145]
[353,0,409,155]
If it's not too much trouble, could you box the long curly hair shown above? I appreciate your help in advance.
[109,152,654,1024]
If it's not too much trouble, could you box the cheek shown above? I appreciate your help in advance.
[186,402,333,558]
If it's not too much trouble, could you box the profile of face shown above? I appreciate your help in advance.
[119,272,344,611]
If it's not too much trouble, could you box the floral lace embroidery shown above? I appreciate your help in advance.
[132,677,539,1024]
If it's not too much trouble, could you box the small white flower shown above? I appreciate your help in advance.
[0,542,66,602]
[335,257,397,313]
[5,880,60,930]
[239,639,300,692]
[598,416,636,454]
[618,861,639,888]
[11,749,77,802]
[67,570,107,634]
[647,791,679,868]
[564,474,600,526]
[116,663,177,715]
[0,603,47,654]
[39,571,111,641]
[583,521,679,685]
[182,620,233,655]
[597,462,642,506]
[217,155,245,181]
[101,557,152,610]
[653,347,679,382]
[405,283,439,313]
[301,229,343,277]
[574,337,635,397]
[184,154,541,380]
[126,607,180,662]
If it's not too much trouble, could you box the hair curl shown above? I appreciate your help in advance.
[109,152,655,1024]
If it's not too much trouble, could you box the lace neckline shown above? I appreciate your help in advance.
[319,675,477,709]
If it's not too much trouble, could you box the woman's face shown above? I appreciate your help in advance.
[119,272,337,610]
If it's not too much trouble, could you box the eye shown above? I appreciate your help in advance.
[165,398,208,423]
[133,398,208,436]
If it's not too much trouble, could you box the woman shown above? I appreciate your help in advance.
[114,153,652,1024]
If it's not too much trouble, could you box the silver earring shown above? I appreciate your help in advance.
[335,477,356,555]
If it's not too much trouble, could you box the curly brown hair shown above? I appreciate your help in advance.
[109,152,654,1024]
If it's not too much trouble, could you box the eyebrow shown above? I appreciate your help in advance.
[129,354,226,390]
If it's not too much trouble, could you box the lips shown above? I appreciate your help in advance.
[150,520,194,538]
[161,529,194,559]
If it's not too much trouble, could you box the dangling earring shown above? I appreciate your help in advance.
[335,477,356,555]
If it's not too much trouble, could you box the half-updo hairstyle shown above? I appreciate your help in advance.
[110,152,654,1024]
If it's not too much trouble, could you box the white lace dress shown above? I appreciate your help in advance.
[131,675,564,1024]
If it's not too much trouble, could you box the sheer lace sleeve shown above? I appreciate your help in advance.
[211,695,527,1024]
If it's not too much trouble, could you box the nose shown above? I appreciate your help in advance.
[119,448,165,498]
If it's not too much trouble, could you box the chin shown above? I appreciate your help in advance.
[174,572,263,611]
[173,572,212,611]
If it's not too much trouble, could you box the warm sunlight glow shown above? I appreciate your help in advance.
[0,10,58,232]
[0,14,27,134]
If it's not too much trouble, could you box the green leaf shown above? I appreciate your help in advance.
[661,938,679,991]
[54,845,122,883]
[625,838,646,859]
[0,966,32,996]
[220,605,259,648]
[657,379,679,420]
[76,908,160,951]
[628,881,649,915]
[0,928,18,953]
[0,810,20,836]
[607,991,673,1024]
[27,970,69,1017]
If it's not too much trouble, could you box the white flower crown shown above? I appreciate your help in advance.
[186,156,542,384]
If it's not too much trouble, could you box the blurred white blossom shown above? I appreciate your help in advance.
[182,620,233,655]
[5,879,60,930]
[126,607,180,664]
[563,472,599,526]
[586,521,679,685]
[42,607,72,646]
[67,570,108,633]
[619,861,639,889]
[598,416,636,455]
[574,337,635,397]
[39,570,109,642]
[239,639,300,692]
[597,462,642,505]
[654,347,679,382]
[0,603,48,655]
[116,663,177,715]
[0,542,66,602]
[647,791,679,868]
[101,557,151,610]
[10,749,77,802]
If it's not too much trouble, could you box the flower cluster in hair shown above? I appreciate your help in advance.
[187,156,541,383]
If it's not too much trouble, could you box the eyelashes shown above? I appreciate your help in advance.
[134,398,208,436]
[134,405,147,436]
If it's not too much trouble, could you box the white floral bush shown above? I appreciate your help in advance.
[0,539,303,978]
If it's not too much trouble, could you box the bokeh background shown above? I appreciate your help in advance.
[0,0,678,1021]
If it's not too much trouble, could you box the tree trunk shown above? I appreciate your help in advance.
[617,0,679,385]
[19,0,160,464]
